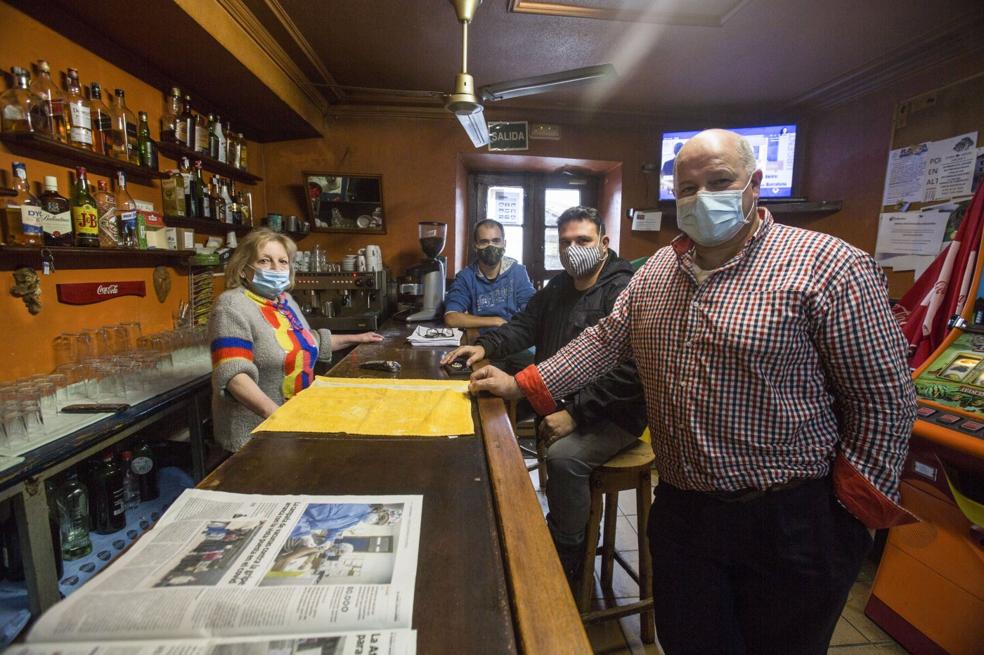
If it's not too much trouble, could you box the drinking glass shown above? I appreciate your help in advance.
[53,333,80,366]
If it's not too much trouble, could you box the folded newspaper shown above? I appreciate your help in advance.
[19,489,422,655]
[405,326,462,347]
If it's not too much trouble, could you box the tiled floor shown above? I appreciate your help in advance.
[525,464,910,655]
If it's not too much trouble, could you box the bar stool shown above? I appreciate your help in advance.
[577,439,656,644]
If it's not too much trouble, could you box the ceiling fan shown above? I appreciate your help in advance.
[320,0,617,148]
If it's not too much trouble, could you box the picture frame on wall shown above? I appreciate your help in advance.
[303,172,385,234]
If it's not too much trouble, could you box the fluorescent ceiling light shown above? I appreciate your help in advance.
[456,106,490,147]
[480,64,617,102]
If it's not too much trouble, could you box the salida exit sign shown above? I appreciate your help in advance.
[488,121,529,151]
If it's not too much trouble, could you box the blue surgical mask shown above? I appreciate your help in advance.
[676,175,755,246]
[247,266,291,298]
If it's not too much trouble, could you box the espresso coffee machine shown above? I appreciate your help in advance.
[406,222,447,322]
[294,270,388,331]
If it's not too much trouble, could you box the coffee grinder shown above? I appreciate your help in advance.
[406,221,446,322]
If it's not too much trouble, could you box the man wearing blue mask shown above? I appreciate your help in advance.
[468,129,917,655]
[442,207,646,586]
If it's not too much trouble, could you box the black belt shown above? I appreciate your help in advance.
[702,477,816,504]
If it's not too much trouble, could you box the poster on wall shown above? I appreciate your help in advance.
[881,131,978,206]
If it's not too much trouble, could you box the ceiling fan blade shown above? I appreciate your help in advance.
[455,103,489,148]
[479,64,616,102]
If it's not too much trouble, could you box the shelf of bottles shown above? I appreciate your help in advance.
[0,132,160,184]
[157,141,261,185]
[0,188,15,197]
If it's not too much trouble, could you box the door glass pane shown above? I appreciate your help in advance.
[486,186,524,226]
[504,225,523,263]
[544,188,582,269]
[544,188,581,226]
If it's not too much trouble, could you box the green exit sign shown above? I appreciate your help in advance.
[488,121,529,151]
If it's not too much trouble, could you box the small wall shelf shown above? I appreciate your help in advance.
[164,215,252,237]
[157,141,262,185]
[0,132,161,185]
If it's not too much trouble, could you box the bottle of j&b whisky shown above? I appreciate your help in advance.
[71,167,100,248]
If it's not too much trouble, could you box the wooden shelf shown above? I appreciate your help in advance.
[0,187,16,197]
[164,215,252,237]
[657,200,843,218]
[157,141,262,185]
[0,132,161,184]
[311,226,386,235]
[323,199,382,206]
[0,245,195,270]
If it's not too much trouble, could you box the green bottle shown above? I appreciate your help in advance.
[137,111,158,169]
[57,471,93,560]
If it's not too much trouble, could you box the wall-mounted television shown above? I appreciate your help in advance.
[659,124,798,201]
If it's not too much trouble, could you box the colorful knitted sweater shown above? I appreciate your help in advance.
[208,287,331,452]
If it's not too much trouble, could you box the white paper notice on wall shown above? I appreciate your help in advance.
[631,210,662,231]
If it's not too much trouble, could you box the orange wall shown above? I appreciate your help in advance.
[261,113,666,274]
[0,3,263,381]
[799,49,984,299]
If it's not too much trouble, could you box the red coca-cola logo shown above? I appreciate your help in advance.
[57,281,145,305]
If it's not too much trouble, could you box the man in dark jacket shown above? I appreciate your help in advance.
[442,206,646,579]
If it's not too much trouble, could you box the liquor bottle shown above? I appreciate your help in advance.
[207,113,219,160]
[29,60,67,143]
[64,68,93,150]
[194,112,209,155]
[179,157,193,215]
[89,82,113,156]
[224,121,236,166]
[210,178,225,223]
[114,170,138,248]
[161,169,186,218]
[237,133,248,170]
[214,116,227,163]
[179,95,194,149]
[160,87,182,143]
[120,450,140,509]
[220,178,234,223]
[113,89,140,165]
[71,167,99,248]
[3,162,44,246]
[39,175,73,246]
[137,111,158,169]
[94,179,120,248]
[237,189,253,226]
[57,470,92,560]
[192,160,211,219]
[0,66,46,134]
[88,452,126,534]
[131,441,159,501]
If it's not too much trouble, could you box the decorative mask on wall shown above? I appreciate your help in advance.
[153,266,172,303]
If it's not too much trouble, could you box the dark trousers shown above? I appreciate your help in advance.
[647,477,872,655]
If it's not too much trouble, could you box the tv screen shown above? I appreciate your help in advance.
[659,124,798,201]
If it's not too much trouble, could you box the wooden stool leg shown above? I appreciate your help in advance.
[600,490,619,590]
[579,481,604,612]
[637,472,655,644]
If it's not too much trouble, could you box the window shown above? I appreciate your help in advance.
[470,173,598,287]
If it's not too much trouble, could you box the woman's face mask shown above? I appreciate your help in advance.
[246,265,291,298]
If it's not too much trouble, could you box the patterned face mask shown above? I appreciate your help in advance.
[477,245,505,266]
[560,243,608,278]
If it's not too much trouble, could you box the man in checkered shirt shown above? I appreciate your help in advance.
[471,129,918,655]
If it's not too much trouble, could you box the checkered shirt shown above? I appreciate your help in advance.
[532,210,917,500]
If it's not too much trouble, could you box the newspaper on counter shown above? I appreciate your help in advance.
[11,631,416,655]
[25,489,422,653]
[406,326,462,347]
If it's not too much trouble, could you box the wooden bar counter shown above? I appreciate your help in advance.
[199,322,590,654]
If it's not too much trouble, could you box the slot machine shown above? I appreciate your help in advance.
[865,219,984,655]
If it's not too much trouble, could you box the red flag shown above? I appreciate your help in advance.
[892,185,984,368]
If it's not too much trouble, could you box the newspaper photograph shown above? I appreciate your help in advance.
[26,490,422,645]
[11,630,416,655]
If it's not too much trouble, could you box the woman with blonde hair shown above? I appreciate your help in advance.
[208,229,381,451]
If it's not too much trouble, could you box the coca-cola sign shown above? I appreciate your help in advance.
[57,281,146,305]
